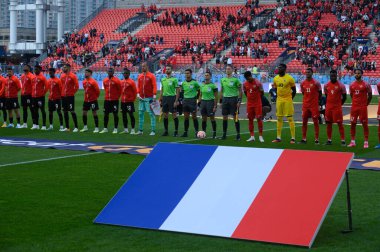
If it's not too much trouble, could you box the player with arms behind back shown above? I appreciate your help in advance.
[31,65,48,130]
[100,68,121,134]
[299,68,322,144]
[243,71,264,142]
[348,69,372,148]
[4,67,21,128]
[20,65,34,128]
[160,65,180,137]
[324,70,347,146]
[120,68,137,134]
[180,68,200,137]
[377,81,380,148]
[60,63,79,132]
[0,72,7,127]
[220,65,242,140]
[47,68,64,130]
[200,71,218,139]
[272,63,297,144]
[81,69,100,133]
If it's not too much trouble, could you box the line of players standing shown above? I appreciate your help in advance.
[0,62,379,148]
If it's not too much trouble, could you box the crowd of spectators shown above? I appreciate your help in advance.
[102,33,159,67]
[44,28,103,69]
[263,0,379,70]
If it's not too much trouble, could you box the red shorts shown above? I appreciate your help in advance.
[302,107,319,119]
[350,106,368,123]
[247,106,262,120]
[325,108,343,123]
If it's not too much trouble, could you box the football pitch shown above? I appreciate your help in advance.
[1,91,380,251]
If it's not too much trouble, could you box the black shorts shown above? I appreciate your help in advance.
[162,96,176,113]
[121,102,135,113]
[21,95,32,107]
[0,97,5,110]
[83,100,99,111]
[32,97,45,109]
[200,100,215,117]
[62,96,75,111]
[48,99,62,111]
[5,98,20,110]
[183,98,197,113]
[222,96,238,116]
[104,100,119,113]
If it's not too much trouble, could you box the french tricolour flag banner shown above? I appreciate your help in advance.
[95,143,353,248]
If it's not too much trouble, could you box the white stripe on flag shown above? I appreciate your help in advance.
[160,147,283,237]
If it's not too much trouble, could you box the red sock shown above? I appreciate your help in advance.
[363,122,369,142]
[258,119,263,136]
[327,123,332,140]
[302,117,308,140]
[338,122,345,141]
[350,123,357,141]
[312,117,319,140]
[249,118,254,136]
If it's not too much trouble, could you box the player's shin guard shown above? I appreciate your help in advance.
[41,108,46,126]
[58,111,63,126]
[223,120,228,136]
[22,106,28,123]
[122,112,128,128]
[93,115,99,128]
[363,122,369,142]
[64,111,69,128]
[163,118,168,132]
[83,114,88,126]
[288,116,295,139]
[248,119,254,136]
[184,118,189,132]
[338,122,345,140]
[327,122,332,140]
[129,112,135,128]
[350,123,357,141]
[202,120,207,131]
[2,109,7,122]
[49,112,54,125]
[104,113,109,128]
[312,117,319,140]
[174,117,179,131]
[71,112,78,128]
[235,120,240,134]
[258,119,263,136]
[211,120,217,133]
[193,118,199,132]
[302,117,308,140]
[113,112,119,128]
[276,117,283,139]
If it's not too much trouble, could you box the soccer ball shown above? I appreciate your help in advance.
[197,131,206,139]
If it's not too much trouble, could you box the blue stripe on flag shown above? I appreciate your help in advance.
[94,142,217,229]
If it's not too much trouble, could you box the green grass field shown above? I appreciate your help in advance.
[1,91,380,251]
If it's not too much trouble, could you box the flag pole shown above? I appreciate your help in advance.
[342,170,353,233]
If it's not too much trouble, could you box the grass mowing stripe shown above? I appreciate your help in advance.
[0,152,100,167]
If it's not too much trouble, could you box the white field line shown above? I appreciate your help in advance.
[175,125,302,143]
[0,152,100,168]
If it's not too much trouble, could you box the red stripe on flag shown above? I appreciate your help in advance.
[232,150,353,247]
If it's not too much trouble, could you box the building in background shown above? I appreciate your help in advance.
[0,0,105,48]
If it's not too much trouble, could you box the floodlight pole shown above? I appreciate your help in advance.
[342,169,353,233]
